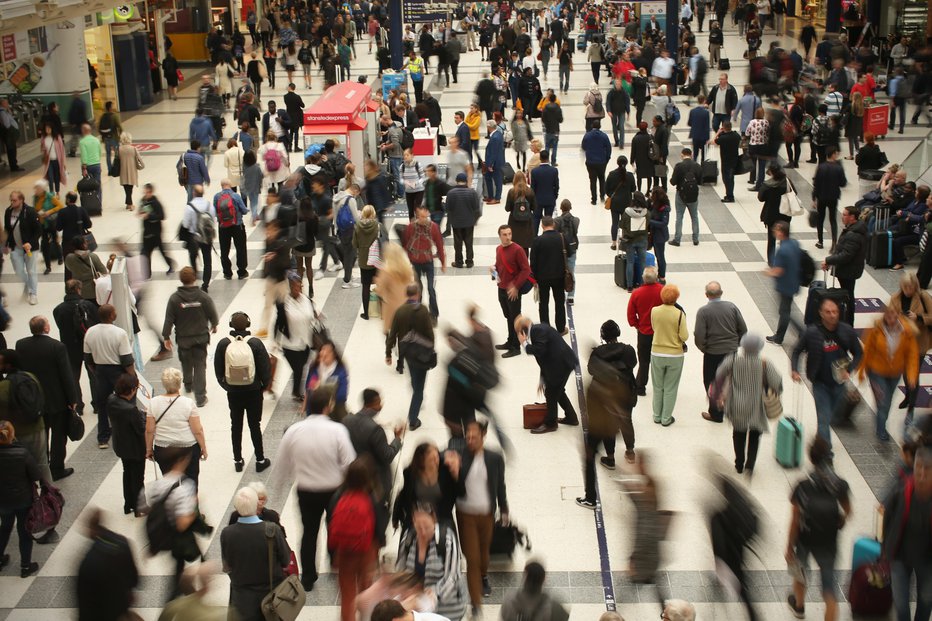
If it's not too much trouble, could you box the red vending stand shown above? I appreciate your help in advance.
[864,104,889,138]
[303,82,373,169]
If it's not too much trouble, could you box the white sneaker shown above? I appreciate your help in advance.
[28,294,37,305]
[328,262,343,272]
[314,270,325,280]
[341,281,361,289]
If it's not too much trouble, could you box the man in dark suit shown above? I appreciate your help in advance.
[282,83,305,152]
[454,111,473,163]
[529,151,560,235]
[530,217,569,334]
[516,315,578,434]
[342,388,403,504]
[16,315,79,480]
[713,121,740,202]
[53,279,99,415]
[483,120,506,203]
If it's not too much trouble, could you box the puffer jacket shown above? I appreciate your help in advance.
[0,443,41,511]
[758,177,790,226]
[858,315,919,383]
[824,220,868,280]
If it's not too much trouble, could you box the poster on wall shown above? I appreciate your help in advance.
[0,20,88,95]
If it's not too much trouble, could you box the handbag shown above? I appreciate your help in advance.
[67,408,85,442]
[778,178,805,217]
[260,522,306,621]
[734,153,752,175]
[654,163,668,177]
[560,233,575,293]
[109,154,121,177]
[603,195,612,211]
[77,216,97,252]
[762,361,782,419]
[25,483,65,535]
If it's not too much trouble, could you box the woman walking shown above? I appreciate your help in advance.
[304,341,350,420]
[583,83,606,131]
[845,91,865,159]
[163,51,180,100]
[0,420,42,578]
[889,272,932,423]
[649,284,689,426]
[648,187,671,282]
[505,171,538,253]
[353,205,380,320]
[215,58,235,108]
[713,333,783,475]
[757,164,790,266]
[247,51,266,103]
[511,108,533,172]
[40,121,67,195]
[118,133,144,211]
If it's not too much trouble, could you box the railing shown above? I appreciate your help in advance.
[899,128,932,187]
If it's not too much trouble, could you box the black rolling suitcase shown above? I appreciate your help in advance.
[614,246,627,289]
[804,271,851,325]
[867,205,894,269]
[502,162,516,185]
[77,175,101,216]
[701,158,719,184]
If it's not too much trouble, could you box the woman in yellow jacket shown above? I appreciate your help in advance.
[649,284,689,427]
[465,103,483,163]
[858,305,919,441]
[33,179,64,275]
[889,271,932,417]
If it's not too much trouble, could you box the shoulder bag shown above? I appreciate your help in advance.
[77,215,97,252]
[779,178,805,217]
[761,360,783,419]
[26,482,65,535]
[560,233,575,293]
[261,521,306,621]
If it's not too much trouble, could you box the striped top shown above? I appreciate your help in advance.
[397,525,469,620]
[715,352,783,433]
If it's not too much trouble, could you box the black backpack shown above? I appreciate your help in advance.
[511,196,532,222]
[587,14,597,27]
[591,96,604,116]
[679,168,699,202]
[799,250,816,286]
[145,479,182,555]
[400,127,415,150]
[4,372,44,424]
[72,302,94,338]
[799,477,842,542]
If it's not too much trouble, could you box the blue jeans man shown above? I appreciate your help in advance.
[84,163,102,200]
[544,133,559,166]
[610,113,625,147]
[413,262,439,318]
[484,167,503,201]
[673,193,699,244]
[407,365,428,425]
[10,246,38,297]
[811,380,845,452]
[624,239,648,288]
[389,156,404,197]
[712,113,730,132]
[891,559,932,621]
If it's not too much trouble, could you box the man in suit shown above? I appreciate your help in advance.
[16,316,79,480]
[530,217,569,334]
[687,95,711,162]
[53,280,100,415]
[342,388,403,504]
[483,120,506,203]
[282,83,305,152]
[529,151,560,235]
[516,315,578,434]
[454,111,472,164]
[713,121,740,202]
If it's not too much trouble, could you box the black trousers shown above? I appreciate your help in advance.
[733,430,761,471]
[838,277,856,325]
[228,390,265,462]
[93,364,124,443]
[586,162,607,201]
[121,457,145,511]
[815,199,838,246]
[40,229,61,270]
[537,277,566,332]
[219,225,248,278]
[918,245,932,289]
[45,410,68,474]
[187,242,212,287]
[453,227,475,265]
[66,344,96,413]
[497,287,522,349]
[635,332,653,390]
[142,230,175,274]
[4,132,18,168]
[703,352,728,422]
[544,375,577,426]
[297,489,336,587]
[360,268,375,317]
[583,433,618,502]
[154,443,201,488]
[283,347,310,398]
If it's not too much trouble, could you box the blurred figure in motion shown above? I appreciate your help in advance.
[622,452,672,585]
[785,436,852,621]
[708,469,761,621]
[357,569,431,621]
[577,320,638,510]
[662,599,696,621]
[77,507,138,621]
[157,562,227,620]
[500,561,570,621]
[391,443,459,537]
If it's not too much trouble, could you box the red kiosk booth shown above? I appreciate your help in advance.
[303,82,373,170]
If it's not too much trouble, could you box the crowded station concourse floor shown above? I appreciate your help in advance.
[0,14,929,621]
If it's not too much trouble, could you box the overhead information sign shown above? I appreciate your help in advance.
[403,0,448,24]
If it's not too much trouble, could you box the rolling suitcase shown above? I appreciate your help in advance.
[614,247,627,288]
[522,403,547,429]
[848,561,892,616]
[867,205,894,268]
[775,417,803,468]
[852,537,881,572]
[502,162,516,185]
[803,271,851,325]
[719,58,730,70]
[701,159,719,184]
[76,175,101,217]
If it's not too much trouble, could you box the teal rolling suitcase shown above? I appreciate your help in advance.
[775,417,803,468]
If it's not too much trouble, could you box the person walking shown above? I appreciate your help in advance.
[670,147,703,246]
[812,146,847,250]
[758,165,790,266]
[606,78,631,148]
[213,180,250,281]
[145,367,207,486]
[581,120,613,205]
[630,122,655,193]
[181,185,216,293]
[516,315,579,434]
[541,93,563,166]
[15,316,78,481]
[273,272,316,401]
[342,389,403,505]
[765,221,803,345]
[627,266,663,394]
[695,281,747,424]
[619,191,650,291]
[0,100,23,172]
[78,124,103,199]
[117,133,144,211]
[791,298,863,451]
[821,205,867,326]
[648,188,671,281]
[76,508,139,620]
[493,225,532,358]
[687,96,711,162]
[106,374,146,516]
[4,191,40,305]
[352,205,381,320]
[138,184,176,278]
[445,173,481,268]
[530,217,569,334]
[650,284,689,426]
[386,284,436,431]
[83,304,135,449]
[178,143,211,203]
[40,119,67,195]
[484,120,506,204]
[161,267,219,409]
[714,120,740,202]
[529,151,559,235]
[0,420,42,578]
[583,83,606,131]
[707,73,738,131]
[270,389,356,592]
[401,205,446,322]
[53,280,99,415]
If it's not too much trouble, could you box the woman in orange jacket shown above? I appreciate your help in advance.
[858,305,919,441]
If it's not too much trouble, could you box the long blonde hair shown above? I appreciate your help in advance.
[380,241,414,282]
[851,92,865,117]
[512,171,529,198]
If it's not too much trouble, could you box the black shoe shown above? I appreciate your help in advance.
[494,343,511,350]
[9,166,25,172]
[693,240,699,246]
[765,335,783,345]
[20,562,39,578]
[600,456,616,470]
[722,197,735,202]
[735,463,744,474]
[530,424,558,434]
[43,267,51,275]
[575,497,597,509]
[35,529,60,544]
[238,271,249,280]
[669,240,681,246]
[502,349,521,358]
[196,398,208,407]
[201,284,209,292]
[234,460,244,472]
[0,553,9,570]
[256,458,272,472]
[814,242,823,249]
[466,261,474,268]
[787,594,805,619]
[360,313,369,320]
[557,416,580,426]
[302,578,317,592]
[661,417,676,427]
[51,468,74,481]
[636,386,647,396]
[409,419,422,431]
[224,274,233,280]
[451,262,464,268]
[482,576,492,597]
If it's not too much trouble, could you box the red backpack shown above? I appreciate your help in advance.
[216,192,238,228]
[328,490,374,553]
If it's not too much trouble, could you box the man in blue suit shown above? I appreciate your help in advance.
[516,315,579,434]
[529,151,560,235]
[581,120,613,205]
[687,95,712,163]
[484,119,505,203]
[454,111,473,164]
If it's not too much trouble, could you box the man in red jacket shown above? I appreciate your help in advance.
[402,205,447,322]
[492,224,531,358]
[626,265,663,395]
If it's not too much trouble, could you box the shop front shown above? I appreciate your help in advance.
[302,82,372,171]
[84,4,155,113]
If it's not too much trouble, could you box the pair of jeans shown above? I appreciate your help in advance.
[228,389,265,462]
[582,434,619,501]
[296,489,335,587]
[407,365,428,424]
[497,287,522,349]
[544,133,559,165]
[339,236,357,283]
[121,458,145,512]
[674,194,700,243]
[93,364,124,443]
[610,113,625,147]
[625,239,648,287]
[388,157,404,196]
[774,293,802,342]
[559,64,570,91]
[733,430,761,471]
[10,246,38,296]
[283,347,310,398]
[537,277,566,332]
[654,241,667,278]
[586,162,608,201]
[219,224,248,278]
[811,380,845,451]
[868,372,899,439]
[703,352,728,421]
[484,169,503,200]
[712,113,729,132]
[457,511,494,606]
[0,506,32,569]
[104,138,119,174]
[891,560,932,621]
[246,192,261,221]
[46,161,62,194]
[404,191,424,220]
[178,343,208,405]
[815,198,838,246]
[566,254,576,297]
[187,242,213,288]
[413,262,439,318]
[452,227,475,265]
[651,355,684,424]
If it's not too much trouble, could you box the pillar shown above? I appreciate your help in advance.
[825,0,842,33]
[389,0,403,70]
[666,0,679,94]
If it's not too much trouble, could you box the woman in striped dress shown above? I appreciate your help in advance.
[714,333,783,476]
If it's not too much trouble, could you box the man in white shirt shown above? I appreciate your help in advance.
[651,49,676,90]
[271,389,356,591]
[84,304,135,448]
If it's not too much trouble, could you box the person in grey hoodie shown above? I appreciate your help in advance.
[161,266,220,408]
[619,191,650,291]
[500,561,569,621]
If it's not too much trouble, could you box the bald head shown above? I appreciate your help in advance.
[705,281,723,298]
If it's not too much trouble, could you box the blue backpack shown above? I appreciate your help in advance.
[336,198,355,233]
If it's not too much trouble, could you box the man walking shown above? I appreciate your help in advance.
[16,316,78,481]
[766,221,803,344]
[342,388,403,504]
[694,281,747,423]
[484,120,506,204]
[83,304,135,449]
[378,115,405,198]
[445,173,481,268]
[214,311,272,473]
[707,73,738,131]
[213,180,250,281]
[516,315,578,434]
[687,95,711,162]
[670,147,703,246]
[581,120,613,205]
[627,266,664,395]
[79,123,103,199]
[402,205,446,321]
[4,190,40,305]
[529,151,559,234]
[541,94,563,166]
[812,146,848,250]
[714,121,740,202]
[605,78,631,149]
[53,280,99,414]
[791,299,862,451]
[530,217,568,335]
[494,225,532,358]
[822,205,867,326]
[283,83,305,153]
[271,390,355,592]
[0,99,23,171]
[162,267,219,408]
[178,141,211,202]
[182,185,216,293]
[386,283,435,431]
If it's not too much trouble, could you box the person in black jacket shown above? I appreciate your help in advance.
[139,184,176,278]
[812,146,848,249]
[53,280,99,415]
[707,74,738,130]
[517,315,578,433]
[77,508,139,620]
[652,115,671,190]
[855,132,886,178]
[629,122,655,193]
[391,442,459,534]
[822,206,867,326]
[4,191,40,305]
[670,147,703,246]
[54,192,91,270]
[15,316,78,481]
[342,389,403,504]
[0,420,42,577]
[528,151,559,234]
[605,78,631,148]
[606,155,637,249]
[714,121,741,202]
[214,311,273,474]
[106,374,146,515]
[757,165,790,266]
[540,94,563,165]
[577,320,638,509]
[530,218,569,334]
